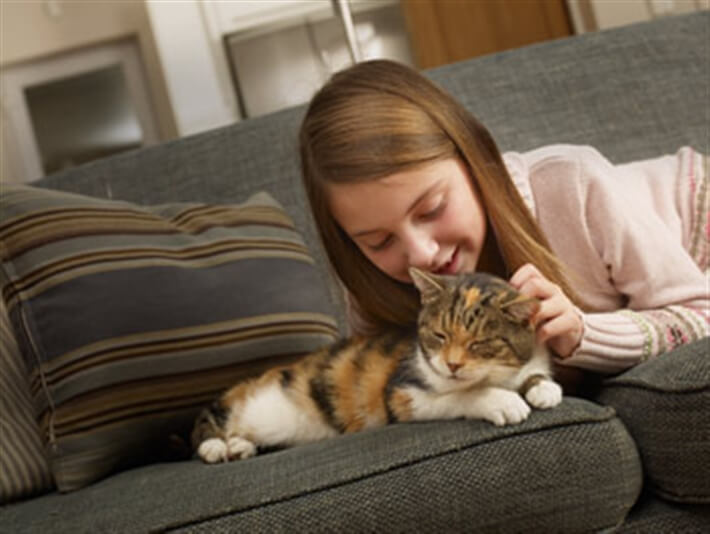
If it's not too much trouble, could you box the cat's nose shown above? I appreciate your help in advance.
[447,362,462,374]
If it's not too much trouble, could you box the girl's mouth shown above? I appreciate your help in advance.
[435,247,460,275]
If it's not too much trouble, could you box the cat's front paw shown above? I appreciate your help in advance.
[198,438,229,464]
[227,436,257,460]
[525,380,563,409]
[484,391,531,426]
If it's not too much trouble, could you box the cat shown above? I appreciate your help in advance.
[192,268,563,463]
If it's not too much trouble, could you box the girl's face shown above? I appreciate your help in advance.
[327,157,487,284]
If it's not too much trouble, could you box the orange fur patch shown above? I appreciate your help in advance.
[361,351,400,426]
[463,287,481,308]
[222,378,252,408]
[331,343,363,432]
[389,389,413,421]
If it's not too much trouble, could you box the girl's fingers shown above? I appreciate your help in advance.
[518,275,560,300]
[509,264,583,358]
[535,293,566,323]
[509,263,542,290]
[539,309,584,358]
[537,312,577,342]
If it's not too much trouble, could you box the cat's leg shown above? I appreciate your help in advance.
[516,345,563,410]
[521,374,563,409]
[406,387,531,427]
[467,388,532,426]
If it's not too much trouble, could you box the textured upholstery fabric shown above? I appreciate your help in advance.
[429,13,709,162]
[0,299,53,502]
[0,186,338,492]
[596,339,710,504]
[618,491,710,533]
[1,398,642,533]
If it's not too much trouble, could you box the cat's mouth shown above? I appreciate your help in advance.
[434,247,460,275]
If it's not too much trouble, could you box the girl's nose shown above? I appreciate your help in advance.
[404,229,439,269]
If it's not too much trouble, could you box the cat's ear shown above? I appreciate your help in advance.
[409,267,445,304]
[500,295,540,324]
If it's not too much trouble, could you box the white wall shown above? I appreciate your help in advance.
[145,0,238,136]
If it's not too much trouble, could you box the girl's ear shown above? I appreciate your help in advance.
[500,295,540,324]
[409,267,445,304]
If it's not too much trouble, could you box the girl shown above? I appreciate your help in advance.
[299,59,708,375]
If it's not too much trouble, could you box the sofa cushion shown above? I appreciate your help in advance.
[617,491,710,533]
[596,339,710,504]
[1,398,642,533]
[0,185,339,492]
[0,298,54,502]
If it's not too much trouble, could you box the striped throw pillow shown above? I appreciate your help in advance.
[0,185,339,492]
[0,298,54,502]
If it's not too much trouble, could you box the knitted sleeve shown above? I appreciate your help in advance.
[557,147,709,373]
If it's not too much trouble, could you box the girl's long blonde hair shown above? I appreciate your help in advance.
[300,60,584,333]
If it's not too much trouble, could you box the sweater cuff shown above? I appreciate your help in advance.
[554,311,646,374]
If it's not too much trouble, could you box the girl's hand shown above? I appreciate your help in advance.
[509,264,583,359]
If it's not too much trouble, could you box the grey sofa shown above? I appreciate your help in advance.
[2,12,709,533]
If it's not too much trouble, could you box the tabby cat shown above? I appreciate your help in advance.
[192,268,562,463]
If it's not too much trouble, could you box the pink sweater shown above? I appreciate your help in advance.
[504,145,709,373]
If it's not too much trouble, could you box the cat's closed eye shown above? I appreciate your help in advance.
[432,331,447,342]
[468,340,498,358]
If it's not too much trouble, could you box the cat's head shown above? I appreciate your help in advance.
[410,267,540,386]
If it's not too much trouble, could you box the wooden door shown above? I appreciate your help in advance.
[400,0,573,69]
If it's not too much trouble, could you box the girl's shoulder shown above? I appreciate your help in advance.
[506,144,703,191]
[505,144,612,184]
[503,144,616,218]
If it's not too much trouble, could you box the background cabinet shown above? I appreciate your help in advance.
[401,0,572,69]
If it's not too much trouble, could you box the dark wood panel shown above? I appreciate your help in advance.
[401,0,573,69]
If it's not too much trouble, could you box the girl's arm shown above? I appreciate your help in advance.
[524,146,708,373]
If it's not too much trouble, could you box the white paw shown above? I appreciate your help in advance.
[198,438,228,464]
[227,436,257,460]
[526,380,563,409]
[484,391,531,426]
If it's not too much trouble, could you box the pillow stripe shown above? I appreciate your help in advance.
[0,203,295,259]
[0,191,289,231]
[0,195,294,231]
[30,330,337,419]
[3,241,314,307]
[27,317,337,397]
[0,299,53,502]
[30,313,336,380]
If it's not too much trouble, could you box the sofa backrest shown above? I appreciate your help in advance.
[34,12,709,331]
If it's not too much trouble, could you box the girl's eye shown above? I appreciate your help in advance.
[420,201,446,221]
[368,235,393,251]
